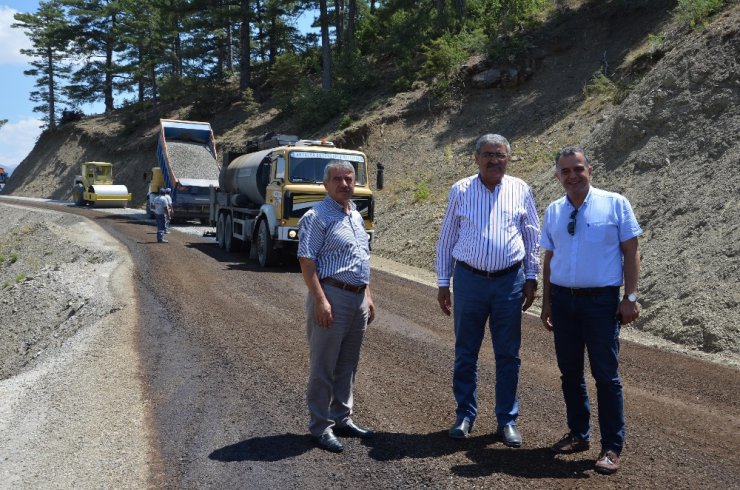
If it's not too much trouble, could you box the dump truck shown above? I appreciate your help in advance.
[72,162,131,207]
[145,119,220,223]
[210,134,375,267]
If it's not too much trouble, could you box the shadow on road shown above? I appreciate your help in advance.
[210,430,593,480]
[209,433,313,462]
[361,431,593,480]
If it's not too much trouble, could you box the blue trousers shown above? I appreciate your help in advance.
[550,285,625,454]
[155,214,166,242]
[452,263,524,428]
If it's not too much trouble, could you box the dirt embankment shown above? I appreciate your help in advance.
[0,201,149,487]
[2,2,738,357]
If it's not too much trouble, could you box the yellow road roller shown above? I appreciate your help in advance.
[72,162,131,207]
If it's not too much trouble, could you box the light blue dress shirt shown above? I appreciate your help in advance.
[541,186,642,288]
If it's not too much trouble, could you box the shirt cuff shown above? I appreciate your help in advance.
[438,279,450,288]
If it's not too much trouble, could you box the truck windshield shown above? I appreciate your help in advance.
[288,151,367,185]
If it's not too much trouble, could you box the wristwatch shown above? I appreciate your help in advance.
[625,292,638,302]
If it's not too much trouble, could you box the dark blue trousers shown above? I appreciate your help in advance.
[550,285,625,454]
[452,263,524,428]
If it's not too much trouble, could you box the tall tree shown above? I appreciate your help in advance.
[63,0,124,113]
[319,0,331,91]
[13,0,73,130]
[240,0,251,90]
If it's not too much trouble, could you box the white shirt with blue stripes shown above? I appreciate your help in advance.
[436,174,541,287]
[298,195,370,286]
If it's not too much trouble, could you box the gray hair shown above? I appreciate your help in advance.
[475,134,511,155]
[555,146,592,168]
[323,160,355,182]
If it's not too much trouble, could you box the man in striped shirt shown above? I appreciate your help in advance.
[298,160,376,453]
[436,134,540,447]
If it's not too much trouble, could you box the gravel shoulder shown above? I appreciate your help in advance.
[0,200,150,488]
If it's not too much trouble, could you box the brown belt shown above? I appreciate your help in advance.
[321,277,367,294]
[551,284,620,296]
[458,261,522,279]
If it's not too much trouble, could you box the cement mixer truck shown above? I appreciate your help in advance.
[209,134,375,267]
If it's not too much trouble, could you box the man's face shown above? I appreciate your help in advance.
[555,152,592,196]
[475,143,509,188]
[324,166,355,205]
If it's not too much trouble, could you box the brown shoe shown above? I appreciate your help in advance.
[595,450,620,474]
[551,433,590,454]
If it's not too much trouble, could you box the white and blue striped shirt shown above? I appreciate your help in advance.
[436,174,541,287]
[298,195,370,286]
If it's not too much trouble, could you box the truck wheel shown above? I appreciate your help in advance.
[73,185,85,206]
[217,213,226,249]
[257,219,277,267]
[225,215,235,252]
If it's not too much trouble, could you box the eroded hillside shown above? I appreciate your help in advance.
[3,1,738,356]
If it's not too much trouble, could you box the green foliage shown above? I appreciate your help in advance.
[676,0,725,26]
[420,29,487,80]
[414,180,431,202]
[391,75,413,93]
[338,114,353,130]
[0,255,5,264]
[15,273,25,283]
[293,85,351,131]
[10,253,18,264]
[647,33,665,50]
[583,72,628,104]
[272,52,307,113]
[241,88,260,117]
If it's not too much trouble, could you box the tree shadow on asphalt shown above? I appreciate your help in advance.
[210,430,593,480]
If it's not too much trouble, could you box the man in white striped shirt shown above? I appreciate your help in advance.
[436,134,540,447]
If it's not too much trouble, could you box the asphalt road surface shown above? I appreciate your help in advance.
[15,201,740,488]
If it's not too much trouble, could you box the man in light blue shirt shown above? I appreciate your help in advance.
[540,146,642,475]
[436,134,540,447]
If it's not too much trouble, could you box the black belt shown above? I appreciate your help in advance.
[321,277,367,294]
[458,261,521,279]
[551,283,619,296]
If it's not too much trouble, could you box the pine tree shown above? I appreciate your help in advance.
[13,0,74,130]
[63,0,125,113]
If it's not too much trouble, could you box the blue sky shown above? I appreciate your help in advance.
[0,1,44,173]
[0,1,317,175]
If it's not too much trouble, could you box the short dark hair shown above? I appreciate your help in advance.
[555,146,591,168]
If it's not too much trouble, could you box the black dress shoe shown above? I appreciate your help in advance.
[449,418,473,439]
[497,424,522,448]
[334,420,374,439]
[314,432,344,453]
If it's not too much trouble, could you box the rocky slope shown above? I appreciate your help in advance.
[2,1,738,356]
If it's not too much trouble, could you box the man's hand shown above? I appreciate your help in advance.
[617,297,640,325]
[314,297,334,328]
[367,296,376,325]
[522,280,537,312]
[438,287,452,316]
[540,303,553,331]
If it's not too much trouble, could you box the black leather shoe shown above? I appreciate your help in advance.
[449,418,474,439]
[334,420,374,439]
[497,424,522,448]
[314,432,344,453]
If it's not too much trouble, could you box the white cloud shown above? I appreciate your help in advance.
[0,117,43,170]
[0,7,33,65]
